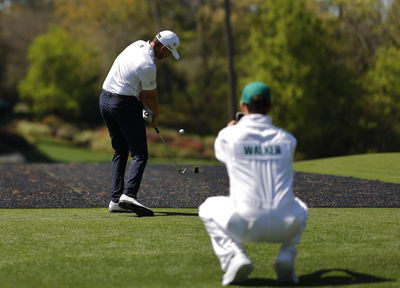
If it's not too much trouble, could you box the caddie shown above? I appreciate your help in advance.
[199,81,308,285]
[99,30,180,216]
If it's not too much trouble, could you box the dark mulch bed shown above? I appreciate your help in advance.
[0,163,399,209]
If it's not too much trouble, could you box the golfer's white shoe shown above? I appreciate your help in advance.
[108,201,131,213]
[222,253,253,286]
[274,247,298,284]
[118,194,154,217]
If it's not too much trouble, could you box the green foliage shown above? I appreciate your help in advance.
[243,0,400,158]
[244,0,354,157]
[3,0,400,158]
[14,120,52,142]
[0,35,9,117]
[244,0,320,128]
[12,119,216,162]
[54,0,235,135]
[18,25,101,124]
[359,46,400,150]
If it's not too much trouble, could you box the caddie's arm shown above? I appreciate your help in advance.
[140,89,159,125]
[214,132,228,164]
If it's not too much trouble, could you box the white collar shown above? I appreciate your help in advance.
[147,41,155,61]
[241,114,272,125]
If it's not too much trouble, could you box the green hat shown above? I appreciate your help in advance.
[240,82,271,105]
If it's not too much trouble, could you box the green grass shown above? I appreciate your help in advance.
[23,137,218,164]
[32,137,114,163]
[0,208,398,288]
[294,153,400,184]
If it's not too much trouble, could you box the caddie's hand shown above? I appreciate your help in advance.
[227,120,237,127]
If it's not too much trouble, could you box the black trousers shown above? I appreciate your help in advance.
[99,90,148,203]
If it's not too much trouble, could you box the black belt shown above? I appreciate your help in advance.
[103,90,138,100]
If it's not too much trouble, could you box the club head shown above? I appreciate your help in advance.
[179,168,187,175]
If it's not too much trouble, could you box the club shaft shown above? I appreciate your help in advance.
[154,127,184,174]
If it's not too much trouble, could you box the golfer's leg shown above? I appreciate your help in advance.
[123,119,148,198]
[99,93,129,203]
[112,99,148,198]
[199,196,246,271]
[110,144,129,202]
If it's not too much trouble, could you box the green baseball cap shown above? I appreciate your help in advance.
[240,82,271,105]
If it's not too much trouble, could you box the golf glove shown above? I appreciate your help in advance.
[143,108,153,123]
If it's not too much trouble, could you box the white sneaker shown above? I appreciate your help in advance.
[108,201,131,213]
[118,194,154,217]
[274,247,298,284]
[222,253,253,286]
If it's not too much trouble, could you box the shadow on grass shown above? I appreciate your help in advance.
[21,147,54,163]
[154,211,199,217]
[0,130,54,163]
[121,211,198,218]
[240,269,393,287]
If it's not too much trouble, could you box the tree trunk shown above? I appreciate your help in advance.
[224,0,237,121]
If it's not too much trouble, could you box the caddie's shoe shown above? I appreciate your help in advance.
[274,247,298,284]
[222,253,253,286]
[108,201,131,213]
[118,194,154,217]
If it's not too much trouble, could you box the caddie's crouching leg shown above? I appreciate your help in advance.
[198,196,253,286]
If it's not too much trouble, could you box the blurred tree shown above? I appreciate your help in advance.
[52,0,264,135]
[360,46,400,151]
[318,0,400,154]
[18,25,101,125]
[54,0,152,66]
[54,0,198,130]
[0,14,6,114]
[0,0,52,108]
[9,0,399,157]
[384,0,400,47]
[224,0,237,121]
[0,36,9,118]
[159,0,265,134]
[243,0,366,158]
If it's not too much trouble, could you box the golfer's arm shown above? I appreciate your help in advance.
[139,89,159,117]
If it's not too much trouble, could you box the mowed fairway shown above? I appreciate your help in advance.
[294,153,400,184]
[0,208,399,288]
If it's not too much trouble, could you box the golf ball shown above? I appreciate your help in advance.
[179,129,185,134]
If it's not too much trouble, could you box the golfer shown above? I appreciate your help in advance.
[199,82,308,285]
[99,30,180,216]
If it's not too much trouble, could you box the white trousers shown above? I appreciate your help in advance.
[198,196,308,271]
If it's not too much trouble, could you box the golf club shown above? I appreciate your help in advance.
[154,127,187,175]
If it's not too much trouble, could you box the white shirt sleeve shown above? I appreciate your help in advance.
[139,65,157,91]
[214,130,228,163]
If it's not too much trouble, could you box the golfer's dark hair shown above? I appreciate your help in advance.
[246,95,270,114]
[152,37,163,47]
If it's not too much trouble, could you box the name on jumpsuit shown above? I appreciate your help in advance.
[243,145,281,155]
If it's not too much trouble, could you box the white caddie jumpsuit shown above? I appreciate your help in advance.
[199,114,308,271]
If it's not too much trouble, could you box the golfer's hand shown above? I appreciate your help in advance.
[148,116,158,127]
[143,109,154,123]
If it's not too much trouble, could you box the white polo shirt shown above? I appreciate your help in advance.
[214,114,297,217]
[102,40,157,97]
